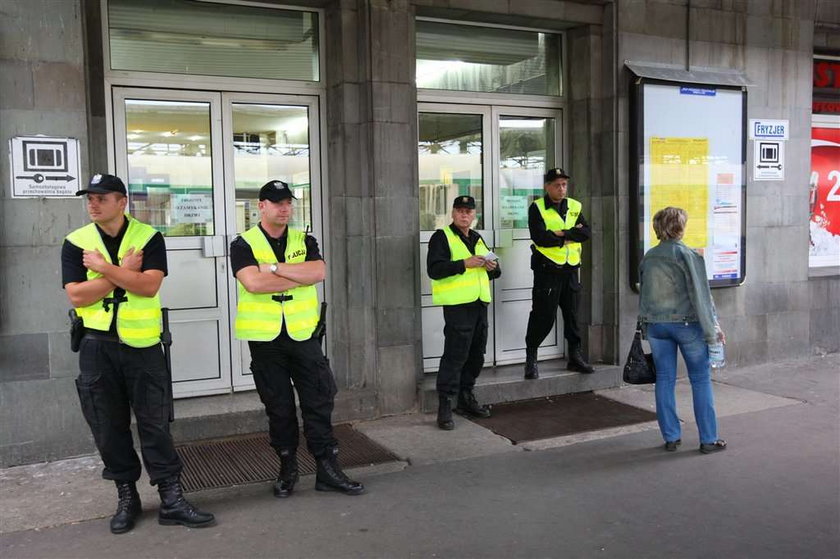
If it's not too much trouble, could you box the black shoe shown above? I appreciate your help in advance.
[699,439,727,454]
[157,476,215,528]
[315,447,365,495]
[110,481,142,534]
[567,345,594,374]
[273,449,299,498]
[455,390,491,419]
[437,394,455,430]
[664,439,682,452]
[524,347,539,380]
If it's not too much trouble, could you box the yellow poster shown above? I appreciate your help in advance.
[650,137,708,248]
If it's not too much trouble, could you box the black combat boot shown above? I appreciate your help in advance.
[315,447,365,495]
[157,476,215,528]
[437,393,454,430]
[110,480,142,534]
[567,344,594,374]
[273,449,299,498]
[455,389,491,418]
[524,347,539,379]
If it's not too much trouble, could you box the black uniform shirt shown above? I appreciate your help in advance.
[427,224,501,305]
[61,217,168,335]
[528,194,591,273]
[229,223,322,278]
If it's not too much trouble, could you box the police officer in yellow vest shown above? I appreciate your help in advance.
[427,196,501,430]
[62,174,214,534]
[524,168,595,379]
[230,180,363,497]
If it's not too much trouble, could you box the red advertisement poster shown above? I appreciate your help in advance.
[810,125,840,267]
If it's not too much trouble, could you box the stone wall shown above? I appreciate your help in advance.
[615,0,840,366]
[0,0,96,465]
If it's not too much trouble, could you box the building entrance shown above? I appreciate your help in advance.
[419,103,565,371]
[112,88,323,397]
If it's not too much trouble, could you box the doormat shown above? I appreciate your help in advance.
[469,392,657,444]
[177,424,399,493]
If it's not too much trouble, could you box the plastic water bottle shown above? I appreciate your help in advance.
[709,342,726,369]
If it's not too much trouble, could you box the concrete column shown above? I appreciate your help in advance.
[325,0,420,416]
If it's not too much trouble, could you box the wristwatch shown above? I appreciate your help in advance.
[269,263,278,275]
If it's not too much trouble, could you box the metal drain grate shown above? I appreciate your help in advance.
[177,424,398,493]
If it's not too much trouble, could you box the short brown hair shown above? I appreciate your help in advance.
[652,207,687,241]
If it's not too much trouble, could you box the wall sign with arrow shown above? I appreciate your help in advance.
[9,136,81,197]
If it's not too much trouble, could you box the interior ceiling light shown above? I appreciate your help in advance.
[499,119,546,129]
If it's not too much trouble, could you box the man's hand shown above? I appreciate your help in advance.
[82,249,109,273]
[483,259,498,271]
[258,263,275,274]
[464,255,485,268]
[553,230,566,237]
[120,247,143,271]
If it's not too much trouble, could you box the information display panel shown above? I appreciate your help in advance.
[630,79,747,288]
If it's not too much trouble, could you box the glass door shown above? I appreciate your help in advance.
[491,108,564,365]
[418,104,493,371]
[418,104,564,371]
[222,93,323,390]
[113,88,232,398]
[113,89,322,397]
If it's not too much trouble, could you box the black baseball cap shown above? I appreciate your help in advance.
[75,174,127,196]
[544,168,571,183]
[452,195,476,209]
[259,180,296,202]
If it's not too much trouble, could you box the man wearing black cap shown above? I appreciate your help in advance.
[230,180,364,497]
[61,174,215,534]
[427,195,501,430]
[524,168,595,379]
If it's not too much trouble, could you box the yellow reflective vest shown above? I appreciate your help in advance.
[235,226,320,342]
[65,216,162,348]
[532,197,583,266]
[431,226,492,306]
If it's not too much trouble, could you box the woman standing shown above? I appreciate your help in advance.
[639,207,727,454]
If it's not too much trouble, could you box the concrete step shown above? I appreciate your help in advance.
[419,359,622,412]
[168,387,378,444]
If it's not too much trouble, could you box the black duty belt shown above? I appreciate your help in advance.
[83,331,120,343]
[272,294,294,303]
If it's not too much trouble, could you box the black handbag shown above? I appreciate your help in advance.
[623,321,656,384]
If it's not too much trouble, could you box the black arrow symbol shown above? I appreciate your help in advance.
[45,175,76,181]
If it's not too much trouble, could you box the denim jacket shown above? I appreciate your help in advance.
[639,239,717,343]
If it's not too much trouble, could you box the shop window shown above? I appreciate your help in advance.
[416,21,561,96]
[108,0,319,81]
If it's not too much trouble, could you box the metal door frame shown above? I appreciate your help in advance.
[221,92,324,390]
[489,105,566,365]
[112,87,232,397]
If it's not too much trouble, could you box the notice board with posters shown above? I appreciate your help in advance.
[630,79,747,288]
[810,56,840,269]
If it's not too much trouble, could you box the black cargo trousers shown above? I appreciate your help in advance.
[75,336,182,483]
[249,331,339,458]
[435,301,488,397]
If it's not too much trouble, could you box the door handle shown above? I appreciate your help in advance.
[201,236,226,258]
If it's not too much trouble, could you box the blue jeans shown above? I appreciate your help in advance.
[646,322,719,444]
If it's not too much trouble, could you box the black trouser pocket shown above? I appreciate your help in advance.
[75,375,103,433]
[318,360,338,399]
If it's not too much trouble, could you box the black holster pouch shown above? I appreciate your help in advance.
[69,309,85,352]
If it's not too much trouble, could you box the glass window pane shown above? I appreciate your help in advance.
[231,104,311,234]
[109,0,319,81]
[499,116,556,229]
[419,113,484,231]
[124,100,214,237]
[416,21,561,95]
